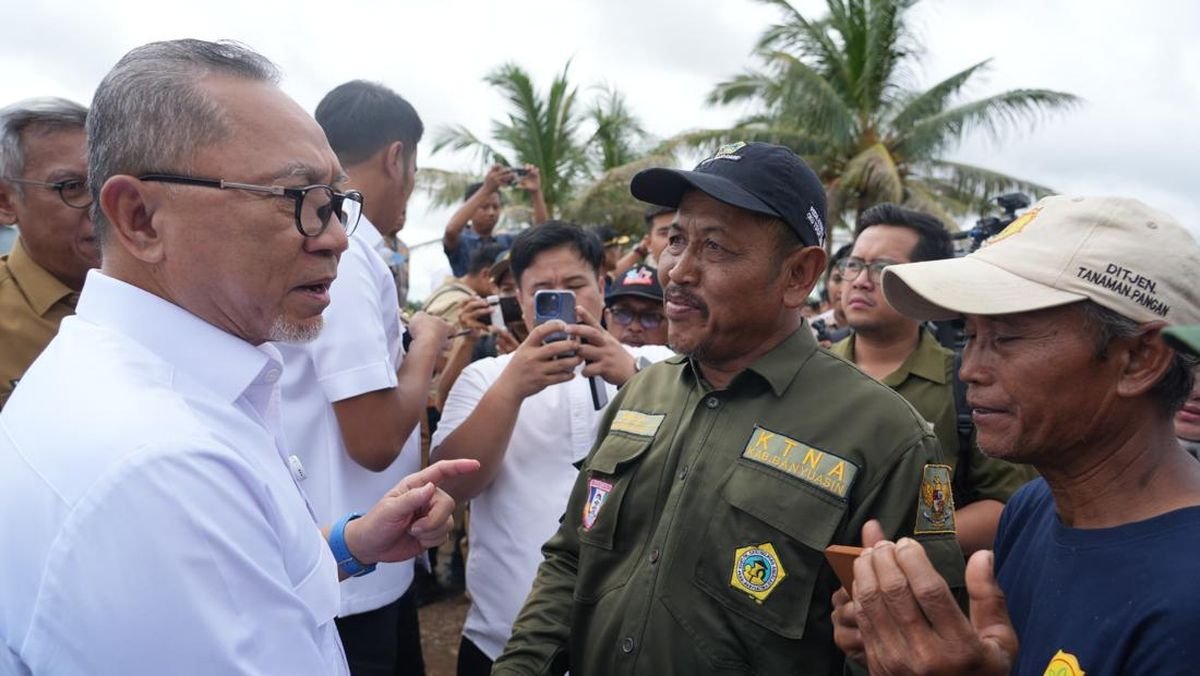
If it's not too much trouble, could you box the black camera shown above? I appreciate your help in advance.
[951,192,1031,253]
[812,318,851,345]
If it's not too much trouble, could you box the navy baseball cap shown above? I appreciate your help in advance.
[606,264,664,304]
[630,142,828,248]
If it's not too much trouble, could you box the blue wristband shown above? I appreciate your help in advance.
[329,512,376,578]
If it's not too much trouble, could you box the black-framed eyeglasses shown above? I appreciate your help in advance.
[839,257,898,283]
[610,307,665,329]
[138,174,363,238]
[2,177,92,209]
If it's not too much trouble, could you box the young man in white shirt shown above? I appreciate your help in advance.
[0,39,472,675]
[432,222,673,675]
[277,80,450,676]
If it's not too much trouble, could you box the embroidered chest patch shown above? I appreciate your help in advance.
[914,464,957,535]
[582,478,613,531]
[730,542,787,603]
[741,426,858,498]
[610,409,665,438]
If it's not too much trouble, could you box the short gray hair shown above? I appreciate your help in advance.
[87,39,280,243]
[1080,300,1199,413]
[0,97,89,195]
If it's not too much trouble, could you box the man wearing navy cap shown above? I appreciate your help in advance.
[496,142,964,674]
[605,263,668,348]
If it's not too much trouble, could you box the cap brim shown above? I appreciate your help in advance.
[630,167,781,220]
[882,257,1088,321]
[606,289,663,304]
[1164,325,1200,356]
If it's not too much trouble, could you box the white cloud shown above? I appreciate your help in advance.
[4,0,1197,299]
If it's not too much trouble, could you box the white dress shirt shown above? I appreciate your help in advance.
[0,271,347,675]
[432,344,674,659]
[277,217,420,617]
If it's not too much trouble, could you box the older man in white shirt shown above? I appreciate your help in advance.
[0,39,472,675]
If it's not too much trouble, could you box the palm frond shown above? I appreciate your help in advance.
[431,124,509,167]
[888,59,992,132]
[895,89,1082,161]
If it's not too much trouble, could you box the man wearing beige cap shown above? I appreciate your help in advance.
[832,196,1200,675]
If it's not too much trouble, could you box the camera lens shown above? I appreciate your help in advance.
[537,293,558,315]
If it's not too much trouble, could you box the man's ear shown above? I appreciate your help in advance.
[384,141,406,179]
[0,183,20,225]
[1115,323,1177,399]
[99,176,166,264]
[781,245,827,310]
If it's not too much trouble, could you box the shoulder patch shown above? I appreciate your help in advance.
[914,464,957,535]
[611,409,665,438]
[741,425,858,499]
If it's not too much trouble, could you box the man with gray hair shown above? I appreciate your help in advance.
[832,196,1200,675]
[0,39,475,675]
[0,97,97,409]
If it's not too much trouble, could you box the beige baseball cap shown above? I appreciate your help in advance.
[882,195,1200,326]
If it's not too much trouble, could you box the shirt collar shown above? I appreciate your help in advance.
[668,325,818,397]
[75,270,278,404]
[891,328,950,386]
[6,237,76,315]
[829,329,949,387]
[354,215,388,256]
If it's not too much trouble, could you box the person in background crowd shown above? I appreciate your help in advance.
[431,222,673,676]
[612,203,673,280]
[810,242,851,345]
[593,224,630,286]
[830,202,1035,555]
[382,208,410,306]
[1166,325,1200,459]
[442,163,547,277]
[0,97,97,409]
[0,39,473,675]
[605,263,668,348]
[275,79,453,676]
[834,196,1200,676]
[496,142,963,674]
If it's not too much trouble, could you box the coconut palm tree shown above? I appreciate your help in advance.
[676,0,1080,231]
[431,61,589,218]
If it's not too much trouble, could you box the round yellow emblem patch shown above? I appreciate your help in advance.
[1043,649,1085,676]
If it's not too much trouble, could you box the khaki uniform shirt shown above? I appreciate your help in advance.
[0,238,77,409]
[829,330,1034,504]
[495,327,965,675]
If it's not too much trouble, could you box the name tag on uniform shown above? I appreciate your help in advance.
[741,426,858,499]
[611,409,665,438]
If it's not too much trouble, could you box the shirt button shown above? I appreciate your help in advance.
[705,396,720,409]
[649,548,661,564]
[621,636,636,654]
[263,369,281,383]
[678,466,688,480]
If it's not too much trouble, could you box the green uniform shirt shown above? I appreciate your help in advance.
[829,330,1034,504]
[495,327,965,675]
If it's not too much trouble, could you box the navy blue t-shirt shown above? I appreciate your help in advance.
[995,478,1200,675]
[445,229,515,277]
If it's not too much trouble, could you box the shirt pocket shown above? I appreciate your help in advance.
[691,458,848,640]
[574,432,653,603]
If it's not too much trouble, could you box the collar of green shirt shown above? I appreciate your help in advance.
[5,237,75,316]
[830,329,949,388]
[665,325,818,396]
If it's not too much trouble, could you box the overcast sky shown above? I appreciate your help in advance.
[4,0,1197,300]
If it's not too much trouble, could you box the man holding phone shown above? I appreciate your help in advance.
[442,163,547,277]
[430,222,672,676]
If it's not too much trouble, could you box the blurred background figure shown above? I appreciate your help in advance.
[605,263,668,348]
[442,164,547,277]
[0,97,96,410]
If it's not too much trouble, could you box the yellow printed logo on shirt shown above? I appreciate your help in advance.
[1043,649,1085,676]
